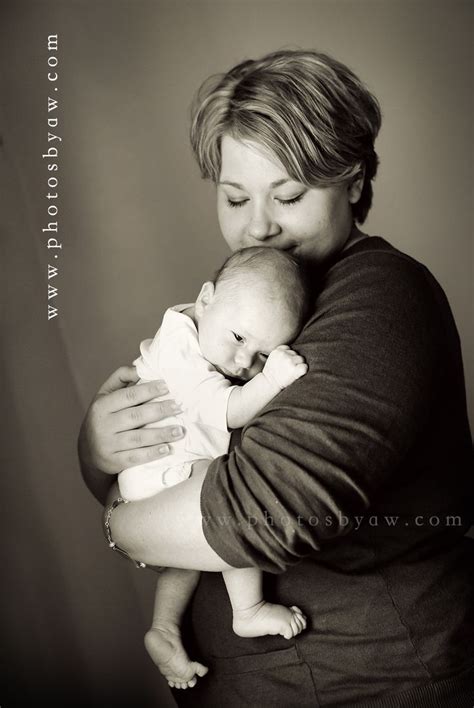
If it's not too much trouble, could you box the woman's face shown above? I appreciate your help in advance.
[217,135,362,264]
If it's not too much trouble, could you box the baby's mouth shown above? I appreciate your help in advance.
[216,364,247,382]
[215,364,234,377]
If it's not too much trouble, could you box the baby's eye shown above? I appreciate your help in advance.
[232,332,244,343]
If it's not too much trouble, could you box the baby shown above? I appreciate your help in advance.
[119,246,310,689]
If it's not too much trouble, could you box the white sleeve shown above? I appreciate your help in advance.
[154,324,237,434]
[133,337,158,380]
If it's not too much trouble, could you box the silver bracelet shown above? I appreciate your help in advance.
[104,497,146,569]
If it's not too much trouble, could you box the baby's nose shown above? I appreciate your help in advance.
[235,350,254,371]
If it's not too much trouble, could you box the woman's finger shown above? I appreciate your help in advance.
[97,366,141,395]
[113,400,183,431]
[114,442,173,470]
[116,424,185,451]
[97,380,169,414]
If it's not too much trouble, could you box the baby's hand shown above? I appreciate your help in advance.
[262,345,308,391]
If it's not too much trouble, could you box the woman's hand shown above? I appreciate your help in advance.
[78,366,185,502]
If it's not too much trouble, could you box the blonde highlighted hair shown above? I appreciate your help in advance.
[190,49,381,223]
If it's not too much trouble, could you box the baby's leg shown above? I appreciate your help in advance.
[144,568,208,689]
[223,567,307,640]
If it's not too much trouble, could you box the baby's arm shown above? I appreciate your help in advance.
[227,345,307,429]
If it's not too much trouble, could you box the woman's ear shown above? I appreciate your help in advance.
[348,164,365,204]
[195,281,215,318]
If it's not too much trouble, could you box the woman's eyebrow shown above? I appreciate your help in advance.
[219,179,292,189]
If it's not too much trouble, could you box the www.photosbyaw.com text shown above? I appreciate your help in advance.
[43,34,61,321]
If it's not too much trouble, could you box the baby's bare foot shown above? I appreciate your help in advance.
[144,623,208,689]
[233,601,307,640]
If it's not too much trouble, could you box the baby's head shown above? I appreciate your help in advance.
[194,247,310,380]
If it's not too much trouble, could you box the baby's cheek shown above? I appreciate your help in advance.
[249,359,265,379]
[215,342,231,368]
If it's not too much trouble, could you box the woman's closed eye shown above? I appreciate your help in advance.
[232,331,244,343]
[275,193,304,206]
[227,198,248,209]
[226,193,304,208]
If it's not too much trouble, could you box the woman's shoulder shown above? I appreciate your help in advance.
[321,235,447,314]
[304,235,458,359]
[334,235,432,279]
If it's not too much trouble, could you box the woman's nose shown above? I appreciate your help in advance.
[247,203,279,241]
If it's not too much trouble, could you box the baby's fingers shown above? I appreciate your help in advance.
[290,354,306,365]
[294,363,308,379]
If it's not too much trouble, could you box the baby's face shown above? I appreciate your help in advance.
[198,285,298,381]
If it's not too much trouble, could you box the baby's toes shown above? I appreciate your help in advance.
[299,615,307,630]
[290,605,303,615]
[194,662,209,677]
[294,610,306,626]
[294,618,305,635]
[289,617,301,637]
[171,681,185,690]
[291,608,307,635]
[167,677,184,688]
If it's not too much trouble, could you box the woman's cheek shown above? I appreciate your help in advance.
[226,204,247,239]
[223,223,244,251]
[218,212,235,247]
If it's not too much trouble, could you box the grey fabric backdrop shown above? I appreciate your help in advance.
[1,1,472,706]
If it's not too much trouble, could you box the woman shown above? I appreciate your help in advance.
[79,50,474,706]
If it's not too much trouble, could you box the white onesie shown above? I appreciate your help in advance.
[118,304,237,501]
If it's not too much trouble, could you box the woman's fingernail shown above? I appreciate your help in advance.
[170,403,181,413]
[172,426,183,438]
[159,445,169,454]
[154,381,168,394]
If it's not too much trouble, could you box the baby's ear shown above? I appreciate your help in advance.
[195,281,215,317]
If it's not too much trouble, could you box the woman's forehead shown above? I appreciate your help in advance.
[220,135,292,184]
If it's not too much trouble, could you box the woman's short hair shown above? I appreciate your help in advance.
[190,49,382,224]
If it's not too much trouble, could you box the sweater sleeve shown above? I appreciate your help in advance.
[200,250,445,572]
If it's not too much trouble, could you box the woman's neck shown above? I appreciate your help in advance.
[342,224,368,254]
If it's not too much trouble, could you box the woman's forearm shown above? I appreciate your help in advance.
[78,426,116,505]
[81,460,116,506]
[108,461,234,571]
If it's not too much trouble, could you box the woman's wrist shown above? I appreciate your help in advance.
[78,429,117,505]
